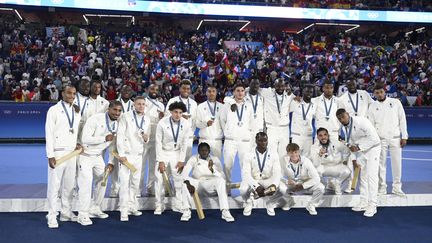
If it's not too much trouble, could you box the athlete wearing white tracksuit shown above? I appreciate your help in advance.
[310,139,351,195]
[220,94,254,185]
[312,94,340,142]
[261,86,293,156]
[245,92,264,143]
[166,96,197,162]
[338,84,373,191]
[240,147,282,216]
[110,86,135,197]
[45,87,81,228]
[86,95,109,118]
[74,92,90,143]
[139,97,165,196]
[289,99,316,158]
[246,79,265,147]
[368,96,408,195]
[77,110,119,225]
[338,111,381,217]
[116,108,150,220]
[196,100,224,160]
[338,89,372,118]
[154,114,191,214]
[280,149,324,215]
[180,153,233,222]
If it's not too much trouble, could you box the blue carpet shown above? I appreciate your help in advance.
[0,207,431,243]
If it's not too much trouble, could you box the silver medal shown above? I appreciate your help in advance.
[69,128,74,134]
[238,121,243,127]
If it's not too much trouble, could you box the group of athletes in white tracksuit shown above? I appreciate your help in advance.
[45,78,408,228]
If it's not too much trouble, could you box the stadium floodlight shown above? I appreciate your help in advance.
[196,19,251,31]
[297,23,314,34]
[14,10,23,21]
[405,27,426,37]
[297,23,360,34]
[83,15,89,25]
[0,8,23,22]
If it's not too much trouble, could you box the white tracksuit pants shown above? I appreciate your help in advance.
[77,154,106,217]
[109,157,120,196]
[379,138,403,192]
[154,151,184,209]
[266,126,290,158]
[47,150,77,215]
[358,146,381,207]
[119,153,143,212]
[239,179,283,208]
[182,177,229,210]
[317,164,351,185]
[199,138,223,161]
[291,135,313,158]
[139,142,157,195]
[280,182,324,207]
[223,139,250,184]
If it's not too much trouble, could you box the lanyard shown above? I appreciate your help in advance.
[348,92,359,115]
[133,111,145,130]
[301,102,312,121]
[250,94,259,116]
[206,101,217,118]
[323,97,333,118]
[275,94,284,114]
[105,112,116,133]
[345,117,353,144]
[290,162,301,179]
[255,149,268,173]
[76,94,88,116]
[179,97,190,113]
[148,98,161,110]
[120,99,131,112]
[236,103,245,123]
[169,118,181,147]
[61,101,74,130]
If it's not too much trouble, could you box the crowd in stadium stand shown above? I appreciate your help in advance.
[0,16,431,106]
[164,0,432,11]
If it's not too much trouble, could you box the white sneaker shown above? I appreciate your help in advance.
[392,189,406,197]
[89,208,109,219]
[334,183,342,195]
[363,206,377,217]
[344,188,353,194]
[243,201,253,216]
[120,211,129,222]
[154,205,164,215]
[46,214,58,229]
[282,205,291,211]
[221,209,235,222]
[351,203,368,212]
[306,205,317,216]
[59,212,78,222]
[266,205,275,216]
[172,205,182,213]
[378,187,387,195]
[180,209,191,222]
[77,216,93,226]
[129,209,142,216]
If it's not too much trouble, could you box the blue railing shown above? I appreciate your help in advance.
[1,102,431,139]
